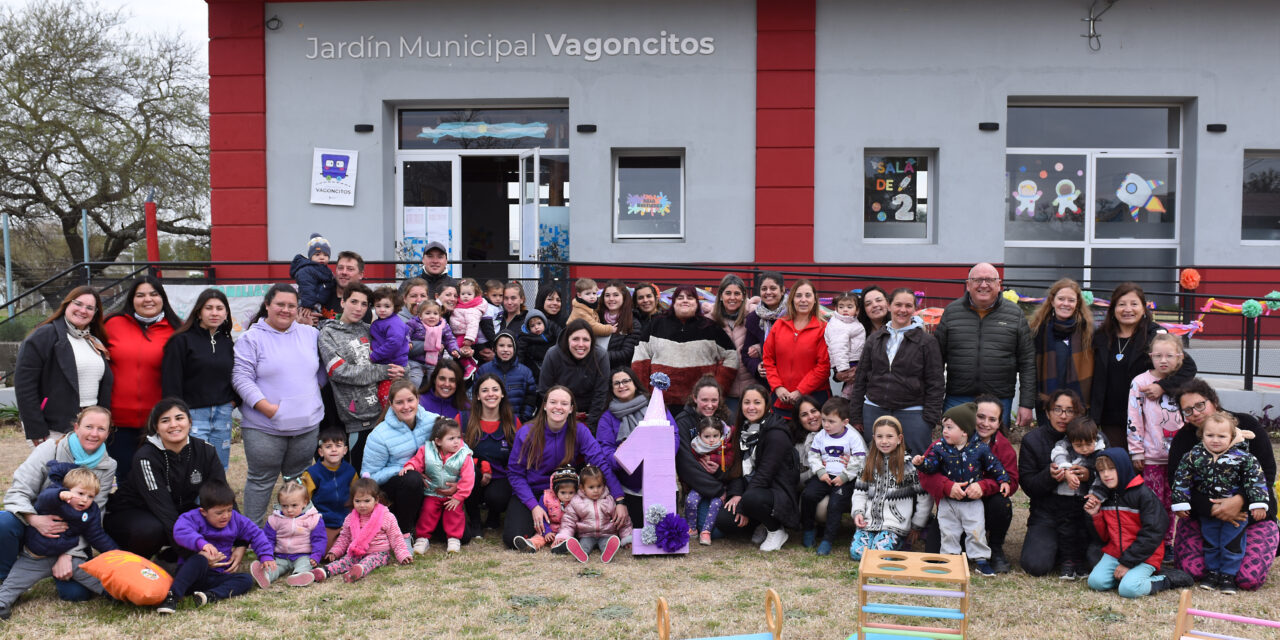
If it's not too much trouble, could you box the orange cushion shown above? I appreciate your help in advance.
[80,550,173,605]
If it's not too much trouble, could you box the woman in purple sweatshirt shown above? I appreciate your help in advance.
[232,284,326,525]
[502,386,626,550]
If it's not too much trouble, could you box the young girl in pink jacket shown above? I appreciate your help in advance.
[312,478,412,583]
[1126,333,1185,550]
[554,465,633,564]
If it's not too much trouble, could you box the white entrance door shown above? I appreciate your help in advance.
[395,154,461,279]
[517,148,542,287]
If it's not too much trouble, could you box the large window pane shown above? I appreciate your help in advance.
[1095,157,1177,239]
[1007,107,1178,149]
[864,153,930,240]
[614,153,683,239]
[1242,153,1280,241]
[1091,248,1178,308]
[1004,247,1084,293]
[1005,154,1086,241]
[399,108,569,150]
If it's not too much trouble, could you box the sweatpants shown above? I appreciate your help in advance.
[937,498,989,560]
[170,555,253,600]
[324,551,390,579]
[850,530,903,560]
[924,493,1013,556]
[264,556,314,582]
[0,553,104,613]
[416,495,465,539]
[1088,553,1159,598]
[242,426,320,526]
[800,478,853,543]
[381,471,426,535]
[465,476,512,531]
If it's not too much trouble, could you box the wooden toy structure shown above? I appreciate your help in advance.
[852,550,970,640]
[657,588,783,640]
[1171,589,1280,640]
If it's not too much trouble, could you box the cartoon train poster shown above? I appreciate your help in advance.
[310,147,360,206]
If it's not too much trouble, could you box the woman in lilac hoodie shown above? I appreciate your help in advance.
[503,386,626,550]
[233,284,326,525]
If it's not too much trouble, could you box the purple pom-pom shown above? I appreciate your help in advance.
[649,372,671,392]
[654,512,689,553]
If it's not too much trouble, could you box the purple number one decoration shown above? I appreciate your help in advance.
[613,382,688,555]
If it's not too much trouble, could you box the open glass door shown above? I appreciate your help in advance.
[396,155,460,279]
[517,149,541,287]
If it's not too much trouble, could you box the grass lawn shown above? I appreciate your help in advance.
[0,428,1275,640]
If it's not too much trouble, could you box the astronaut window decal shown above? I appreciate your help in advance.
[1094,157,1176,240]
[864,153,930,241]
[1004,154,1087,242]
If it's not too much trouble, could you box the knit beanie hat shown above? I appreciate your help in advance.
[307,233,332,259]
[943,402,977,436]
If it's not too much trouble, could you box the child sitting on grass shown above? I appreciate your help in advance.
[0,465,116,620]
[512,467,577,553]
[160,480,274,613]
[251,482,326,588]
[313,478,411,583]
[555,465,631,563]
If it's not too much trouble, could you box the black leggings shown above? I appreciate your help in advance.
[465,476,512,530]
[103,508,168,560]
[738,488,780,532]
[380,471,426,535]
[924,493,1013,554]
[502,497,537,549]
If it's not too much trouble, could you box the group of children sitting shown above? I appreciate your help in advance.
[510,465,631,563]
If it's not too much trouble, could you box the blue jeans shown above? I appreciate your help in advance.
[0,512,94,601]
[1088,553,1158,598]
[862,405,931,457]
[189,402,235,469]
[1201,517,1248,576]
[944,395,1014,428]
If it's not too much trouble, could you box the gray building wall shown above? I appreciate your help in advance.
[263,0,756,263]
[813,0,1280,266]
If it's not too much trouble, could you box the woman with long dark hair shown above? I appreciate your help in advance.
[104,275,180,476]
[534,284,569,338]
[162,288,237,468]
[599,280,641,369]
[461,373,520,533]
[596,367,680,526]
[718,384,800,551]
[710,274,755,412]
[762,278,830,415]
[631,282,661,331]
[15,286,112,445]
[419,359,469,420]
[538,318,610,427]
[741,272,786,385]
[857,285,890,335]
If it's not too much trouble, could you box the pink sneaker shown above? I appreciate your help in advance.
[285,571,315,587]
[344,565,365,583]
[310,567,327,583]
[699,531,712,546]
[600,535,621,563]
[566,538,589,563]
[249,560,271,589]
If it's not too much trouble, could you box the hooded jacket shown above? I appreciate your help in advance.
[825,312,867,372]
[762,315,830,410]
[290,254,336,312]
[554,487,634,543]
[106,434,227,546]
[725,413,800,529]
[317,318,388,433]
[474,338,538,421]
[161,326,237,410]
[848,323,944,428]
[232,318,326,435]
[517,310,554,381]
[934,293,1036,407]
[1090,448,1168,569]
[26,461,117,558]
[265,505,326,563]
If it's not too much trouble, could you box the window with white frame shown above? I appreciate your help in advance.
[613,151,684,240]
[1243,151,1280,242]
[863,152,933,241]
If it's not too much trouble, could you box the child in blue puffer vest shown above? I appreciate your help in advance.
[301,429,358,551]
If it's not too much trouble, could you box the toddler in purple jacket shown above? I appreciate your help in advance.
[157,480,275,614]
[369,286,411,407]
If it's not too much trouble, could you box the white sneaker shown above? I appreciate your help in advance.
[413,537,430,555]
[759,528,789,552]
[446,538,461,553]
[751,524,768,545]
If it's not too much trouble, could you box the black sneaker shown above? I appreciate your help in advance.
[1219,574,1238,596]
[1163,568,1195,589]
[1199,571,1220,591]
[990,550,1012,574]
[1147,575,1171,594]
[191,591,210,608]
[156,592,179,614]
[1059,563,1079,581]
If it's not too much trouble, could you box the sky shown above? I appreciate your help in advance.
[0,0,209,67]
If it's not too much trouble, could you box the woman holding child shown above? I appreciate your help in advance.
[104,399,230,564]
[362,380,442,536]
[1171,379,1278,590]
[0,406,116,602]
[1017,389,1087,577]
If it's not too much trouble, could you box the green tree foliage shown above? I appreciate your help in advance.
[0,0,209,291]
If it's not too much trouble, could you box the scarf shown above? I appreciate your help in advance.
[885,323,917,365]
[602,310,619,325]
[691,433,726,471]
[133,312,164,325]
[1035,317,1093,407]
[609,395,650,443]
[421,321,444,363]
[68,432,106,469]
[739,420,762,476]
[348,503,389,557]
[754,299,787,338]
[455,296,486,311]
[65,319,109,359]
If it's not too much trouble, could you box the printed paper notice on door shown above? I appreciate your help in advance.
[426,207,450,248]
[403,207,427,237]
[310,148,359,206]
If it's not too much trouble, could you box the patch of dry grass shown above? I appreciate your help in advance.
[0,428,1276,640]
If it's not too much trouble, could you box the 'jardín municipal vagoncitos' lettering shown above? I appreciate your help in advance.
[305,32,716,63]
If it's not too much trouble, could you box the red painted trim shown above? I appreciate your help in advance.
[756,0,815,263]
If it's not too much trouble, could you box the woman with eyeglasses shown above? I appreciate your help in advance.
[595,367,679,526]
[1017,389,1088,577]
[1028,278,1094,428]
[1169,379,1277,591]
[15,287,113,447]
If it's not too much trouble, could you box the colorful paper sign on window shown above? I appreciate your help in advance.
[864,155,928,239]
[626,192,672,217]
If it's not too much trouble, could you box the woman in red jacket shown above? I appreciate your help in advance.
[104,276,179,477]
[762,279,830,416]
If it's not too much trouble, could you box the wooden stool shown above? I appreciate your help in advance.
[853,550,971,640]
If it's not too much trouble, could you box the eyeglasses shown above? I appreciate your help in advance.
[612,379,633,388]
[967,277,1000,285]
[69,300,97,312]
[1180,400,1209,417]
[1049,407,1076,416]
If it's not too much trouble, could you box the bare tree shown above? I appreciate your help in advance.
[0,0,209,295]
